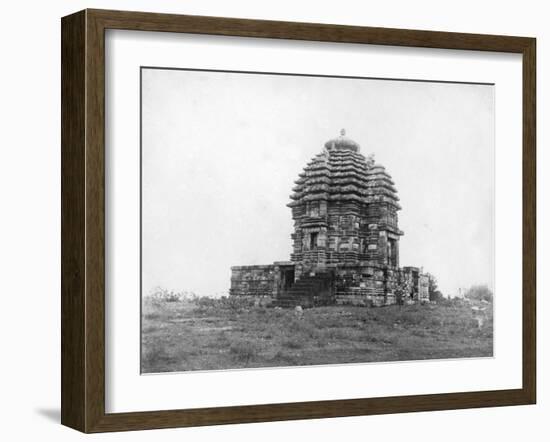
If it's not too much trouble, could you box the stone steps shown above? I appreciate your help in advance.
[275,272,334,308]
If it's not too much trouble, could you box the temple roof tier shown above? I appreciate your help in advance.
[289,131,400,209]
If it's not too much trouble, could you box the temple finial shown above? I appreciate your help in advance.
[324,129,359,152]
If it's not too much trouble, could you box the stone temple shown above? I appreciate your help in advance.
[230,130,429,307]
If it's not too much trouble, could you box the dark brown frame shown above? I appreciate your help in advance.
[61,8,536,433]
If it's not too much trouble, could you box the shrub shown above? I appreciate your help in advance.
[465,285,493,303]
[194,296,218,308]
[146,286,196,303]
[426,273,445,302]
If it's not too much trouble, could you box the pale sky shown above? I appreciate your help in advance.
[141,68,494,298]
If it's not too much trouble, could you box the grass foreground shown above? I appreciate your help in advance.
[141,297,493,373]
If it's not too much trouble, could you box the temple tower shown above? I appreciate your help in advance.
[288,130,402,278]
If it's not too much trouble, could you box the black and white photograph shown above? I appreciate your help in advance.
[1,0,543,437]
[140,67,495,374]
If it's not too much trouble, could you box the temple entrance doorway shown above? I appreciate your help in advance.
[280,266,295,291]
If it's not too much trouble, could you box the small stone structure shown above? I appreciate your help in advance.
[230,130,430,307]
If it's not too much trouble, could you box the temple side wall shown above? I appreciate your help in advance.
[230,263,428,308]
[334,265,387,306]
[334,265,429,307]
[230,265,278,297]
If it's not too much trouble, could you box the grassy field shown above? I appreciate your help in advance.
[141,297,493,373]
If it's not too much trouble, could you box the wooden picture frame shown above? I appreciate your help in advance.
[61,8,536,433]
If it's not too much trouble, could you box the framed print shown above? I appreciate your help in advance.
[61,9,536,433]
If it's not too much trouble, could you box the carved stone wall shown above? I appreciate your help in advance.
[334,265,429,307]
[229,265,277,297]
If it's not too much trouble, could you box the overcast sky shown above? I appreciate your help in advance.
[141,68,494,298]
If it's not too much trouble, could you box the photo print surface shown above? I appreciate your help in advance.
[141,67,494,374]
